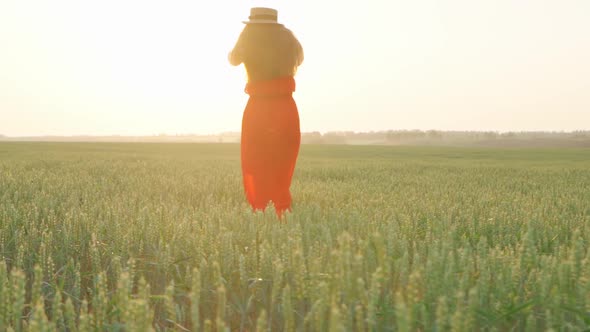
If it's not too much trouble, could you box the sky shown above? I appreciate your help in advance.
[1,0,589,137]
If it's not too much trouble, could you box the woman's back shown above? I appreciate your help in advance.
[229,24,304,82]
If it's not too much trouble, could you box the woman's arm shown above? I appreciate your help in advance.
[228,49,243,66]
[295,38,304,67]
[228,30,247,66]
[284,27,303,67]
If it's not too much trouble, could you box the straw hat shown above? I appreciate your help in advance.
[243,7,280,24]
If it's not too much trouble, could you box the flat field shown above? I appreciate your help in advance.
[0,142,589,331]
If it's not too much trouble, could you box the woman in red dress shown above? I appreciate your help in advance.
[229,7,304,217]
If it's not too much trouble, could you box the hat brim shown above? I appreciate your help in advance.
[242,20,280,24]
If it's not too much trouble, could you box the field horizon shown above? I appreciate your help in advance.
[1,129,589,148]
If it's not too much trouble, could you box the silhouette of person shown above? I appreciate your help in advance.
[229,7,304,217]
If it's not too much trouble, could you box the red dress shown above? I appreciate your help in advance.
[241,76,301,216]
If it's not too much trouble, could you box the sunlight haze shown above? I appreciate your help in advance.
[1,0,589,136]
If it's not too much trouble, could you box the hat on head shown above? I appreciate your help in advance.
[243,7,279,24]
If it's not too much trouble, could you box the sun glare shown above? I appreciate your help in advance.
[1,0,589,136]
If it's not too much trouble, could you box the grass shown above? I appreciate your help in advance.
[0,142,589,331]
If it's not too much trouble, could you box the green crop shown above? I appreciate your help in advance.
[0,142,589,331]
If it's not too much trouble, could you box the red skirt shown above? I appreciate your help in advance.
[241,77,301,216]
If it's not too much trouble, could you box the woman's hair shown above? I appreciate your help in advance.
[229,24,304,82]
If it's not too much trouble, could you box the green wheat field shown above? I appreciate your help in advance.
[0,142,589,331]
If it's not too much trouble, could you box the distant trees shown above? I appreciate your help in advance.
[300,130,590,147]
[3,131,588,146]
[301,132,323,144]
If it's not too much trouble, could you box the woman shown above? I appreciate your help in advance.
[229,7,304,217]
